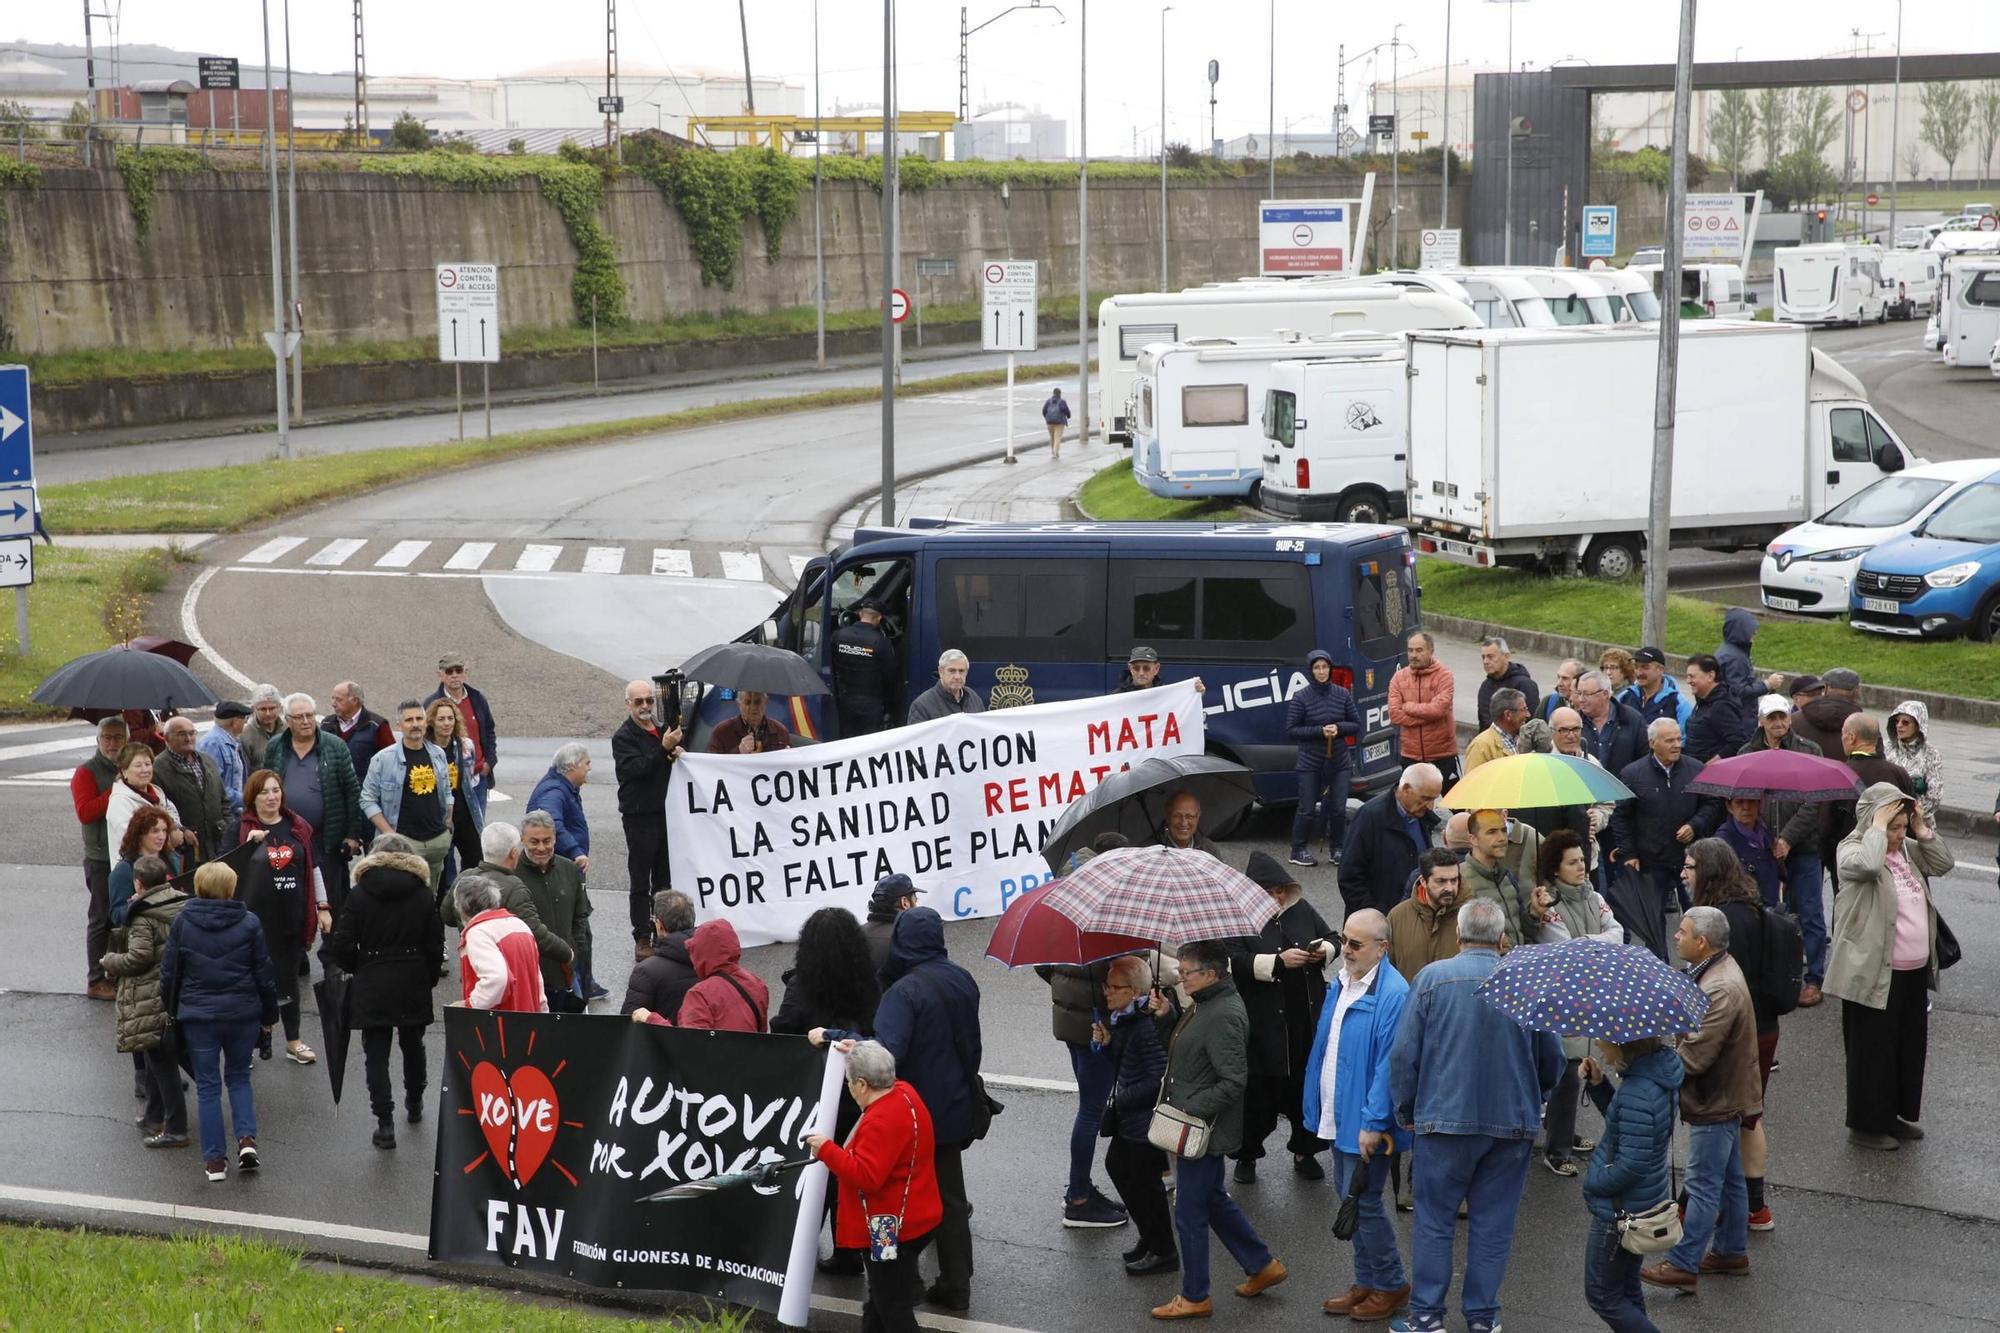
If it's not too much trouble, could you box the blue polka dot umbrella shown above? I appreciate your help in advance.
[1475,936,1710,1042]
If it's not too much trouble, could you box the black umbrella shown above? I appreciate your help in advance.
[678,642,829,697]
[1601,864,1670,963]
[32,644,218,713]
[1040,754,1258,871]
[312,965,355,1114]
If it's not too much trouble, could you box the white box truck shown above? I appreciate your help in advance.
[1255,345,1413,524]
[1773,242,1888,325]
[1403,324,1917,579]
[1129,333,1407,502]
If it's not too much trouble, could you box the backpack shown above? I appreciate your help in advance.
[1757,903,1805,1016]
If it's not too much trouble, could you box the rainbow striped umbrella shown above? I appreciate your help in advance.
[1439,752,1633,810]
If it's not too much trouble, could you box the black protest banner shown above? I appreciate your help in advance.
[429,1008,839,1324]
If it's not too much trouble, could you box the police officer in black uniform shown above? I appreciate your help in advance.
[828,598,901,738]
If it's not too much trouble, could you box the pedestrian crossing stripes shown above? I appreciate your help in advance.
[239,536,306,564]
[221,536,808,589]
[306,538,366,566]
[514,544,562,572]
[375,540,430,568]
[718,550,766,582]
[582,546,625,575]
[652,548,694,578]
[443,541,494,571]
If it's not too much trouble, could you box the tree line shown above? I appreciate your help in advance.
[1706,82,2000,198]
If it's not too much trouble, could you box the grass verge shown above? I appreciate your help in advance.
[1,546,172,713]
[42,360,1090,536]
[0,1224,739,1330]
[1416,559,2000,700]
[1076,458,1247,522]
[18,297,1087,387]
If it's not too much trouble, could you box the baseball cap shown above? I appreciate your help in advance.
[438,654,466,672]
[1786,674,1825,696]
[1128,646,1161,664]
[1634,647,1667,667]
[869,873,922,906]
[214,700,252,720]
[1756,694,1792,717]
[1822,667,1862,690]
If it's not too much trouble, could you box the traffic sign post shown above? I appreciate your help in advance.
[981,261,1040,464]
[0,366,31,655]
[1581,205,1618,259]
[1418,228,1461,270]
[1681,194,1749,261]
[1257,200,1354,276]
[198,56,240,91]
[915,258,955,349]
[436,264,500,441]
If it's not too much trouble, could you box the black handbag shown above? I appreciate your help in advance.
[1937,911,1961,971]
[1332,1158,1370,1240]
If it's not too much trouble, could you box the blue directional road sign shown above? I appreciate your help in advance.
[0,364,31,484]
[0,484,32,539]
[1581,206,1618,259]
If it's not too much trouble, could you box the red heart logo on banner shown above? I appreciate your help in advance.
[266,842,294,872]
[469,1060,561,1188]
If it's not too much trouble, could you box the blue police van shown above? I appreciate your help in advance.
[706,520,1420,815]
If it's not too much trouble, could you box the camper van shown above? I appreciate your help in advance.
[1129,334,1412,502]
[1773,243,1888,325]
[1097,285,1477,443]
[1577,267,1663,322]
[1254,344,1414,523]
[1939,257,2000,370]
[1878,249,1940,320]
[1629,262,1754,318]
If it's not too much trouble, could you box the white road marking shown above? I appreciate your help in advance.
[238,536,305,564]
[719,549,765,582]
[0,733,97,763]
[582,545,625,574]
[514,543,563,572]
[984,1073,1079,1094]
[375,540,431,568]
[788,553,812,578]
[652,547,694,578]
[443,541,494,571]
[304,538,366,567]
[0,1184,1042,1332]
[179,565,257,690]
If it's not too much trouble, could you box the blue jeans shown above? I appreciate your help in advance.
[181,1018,260,1163]
[1410,1133,1532,1325]
[1331,1149,1405,1291]
[1172,1152,1274,1303]
[1783,850,1827,983]
[1066,1040,1113,1200]
[1292,763,1352,855]
[1583,1215,1660,1332]
[1666,1119,1747,1272]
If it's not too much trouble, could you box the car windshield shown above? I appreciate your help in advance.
[1624,288,1662,320]
[1918,483,2000,543]
[1819,476,1952,528]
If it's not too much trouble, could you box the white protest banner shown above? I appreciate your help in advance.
[667,681,1207,945]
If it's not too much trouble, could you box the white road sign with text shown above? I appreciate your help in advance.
[436,263,501,364]
[982,261,1038,352]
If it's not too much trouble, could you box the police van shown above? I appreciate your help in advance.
[733,521,1420,813]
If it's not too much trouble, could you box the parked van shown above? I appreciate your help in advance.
[1129,333,1411,502]
[1939,257,2000,370]
[1255,343,1413,523]
[1098,285,1479,443]
[1774,243,1888,325]
[740,521,1422,806]
[1629,262,1755,318]
[1878,249,1940,320]
[1577,266,1663,322]
[1422,269,1571,329]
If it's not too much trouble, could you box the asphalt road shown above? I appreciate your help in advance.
[7,311,2000,1330]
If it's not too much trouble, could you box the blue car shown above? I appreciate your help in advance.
[1849,468,2000,640]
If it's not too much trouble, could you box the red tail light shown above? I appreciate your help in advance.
[1296,459,1311,489]
[1705,299,1717,315]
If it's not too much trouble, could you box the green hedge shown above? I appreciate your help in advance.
[112,146,204,236]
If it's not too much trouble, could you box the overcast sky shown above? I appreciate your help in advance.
[10,2,2000,152]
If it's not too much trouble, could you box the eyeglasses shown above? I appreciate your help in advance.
[1554,724,1583,734]
[1573,688,1605,700]
[286,712,315,721]
[1338,935,1383,951]
[629,695,656,705]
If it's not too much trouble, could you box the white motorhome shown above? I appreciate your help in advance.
[1939,257,2000,370]
[1419,270,1571,329]
[1629,262,1756,318]
[1097,285,1477,443]
[1403,323,1915,577]
[1255,344,1415,524]
[1128,334,1412,504]
[1577,266,1663,322]
[1510,270,1618,325]
[1878,249,1940,320]
[1773,243,1888,325]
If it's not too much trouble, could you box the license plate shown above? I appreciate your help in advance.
[1364,740,1391,764]
[1861,597,1899,614]
[1766,595,1800,612]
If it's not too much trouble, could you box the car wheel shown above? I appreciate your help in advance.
[1583,534,1643,582]
[1245,479,1265,512]
[1333,489,1390,525]
[1977,591,2000,644]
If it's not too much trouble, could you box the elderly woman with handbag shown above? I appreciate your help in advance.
[1091,953,1179,1277]
[805,1040,942,1333]
[1579,1036,1684,1333]
[1827,782,1954,1150]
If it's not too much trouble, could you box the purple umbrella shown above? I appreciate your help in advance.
[1687,750,1862,802]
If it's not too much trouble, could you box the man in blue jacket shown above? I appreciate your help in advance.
[871,908,983,1313]
[527,744,592,872]
[1303,908,1412,1322]
[1388,898,1563,1333]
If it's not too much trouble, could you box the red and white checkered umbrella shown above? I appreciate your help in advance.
[1038,845,1279,944]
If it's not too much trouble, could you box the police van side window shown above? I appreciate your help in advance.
[936,558,1106,662]
[1352,557,1413,661]
[1123,561,1312,660]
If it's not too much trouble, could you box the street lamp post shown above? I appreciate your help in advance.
[813,0,826,369]
[1159,5,1172,291]
[1440,0,1452,229]
[1079,0,1090,444]
[1390,23,1403,270]
[1643,0,1698,650]
[1888,0,1903,241]
[1267,0,1275,196]
[260,0,289,458]
[880,0,897,526]
[1488,0,1529,263]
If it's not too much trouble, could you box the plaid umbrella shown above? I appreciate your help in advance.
[1476,936,1710,1042]
[985,882,1157,969]
[1038,845,1279,944]
[1688,750,1862,802]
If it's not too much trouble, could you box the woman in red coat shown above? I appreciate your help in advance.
[805,1039,943,1333]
